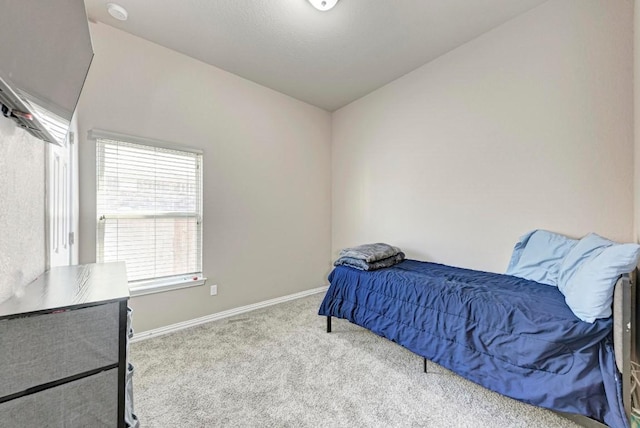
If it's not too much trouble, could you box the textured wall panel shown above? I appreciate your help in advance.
[0,119,45,303]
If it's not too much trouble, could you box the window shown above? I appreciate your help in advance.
[95,131,204,295]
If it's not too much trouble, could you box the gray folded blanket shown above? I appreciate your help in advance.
[334,251,405,271]
[339,243,402,263]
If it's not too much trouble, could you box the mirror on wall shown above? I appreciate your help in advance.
[0,0,93,145]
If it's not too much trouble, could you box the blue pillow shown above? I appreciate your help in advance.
[557,233,640,323]
[506,230,577,286]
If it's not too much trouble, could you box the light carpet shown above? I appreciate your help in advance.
[131,293,582,427]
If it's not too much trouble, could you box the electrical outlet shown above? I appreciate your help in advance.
[210,284,218,296]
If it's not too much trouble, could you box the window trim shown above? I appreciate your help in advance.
[89,129,203,155]
[129,275,208,297]
[90,129,206,294]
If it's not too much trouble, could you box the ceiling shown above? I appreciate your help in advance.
[84,0,548,111]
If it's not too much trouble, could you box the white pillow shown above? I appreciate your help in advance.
[557,233,640,323]
[506,230,577,286]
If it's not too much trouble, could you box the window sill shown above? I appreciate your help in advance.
[129,275,207,297]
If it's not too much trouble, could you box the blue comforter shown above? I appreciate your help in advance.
[318,260,628,428]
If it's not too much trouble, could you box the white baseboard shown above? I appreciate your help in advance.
[130,285,329,343]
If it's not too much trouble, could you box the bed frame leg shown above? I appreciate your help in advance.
[327,316,332,333]
[424,357,427,373]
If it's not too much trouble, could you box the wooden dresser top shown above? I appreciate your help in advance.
[0,262,129,319]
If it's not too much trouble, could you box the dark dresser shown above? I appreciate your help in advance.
[0,262,134,427]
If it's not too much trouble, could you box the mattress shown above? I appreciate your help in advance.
[318,259,628,428]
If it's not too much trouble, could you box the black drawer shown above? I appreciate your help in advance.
[0,368,118,427]
[0,302,120,398]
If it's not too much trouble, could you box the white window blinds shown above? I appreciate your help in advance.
[96,137,203,283]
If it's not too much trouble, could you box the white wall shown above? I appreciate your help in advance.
[0,119,45,303]
[77,23,332,333]
[332,0,634,273]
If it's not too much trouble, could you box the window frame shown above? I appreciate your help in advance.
[90,129,206,296]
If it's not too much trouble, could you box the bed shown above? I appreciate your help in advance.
[318,258,634,428]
